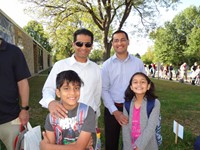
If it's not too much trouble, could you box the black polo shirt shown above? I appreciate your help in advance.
[0,38,31,124]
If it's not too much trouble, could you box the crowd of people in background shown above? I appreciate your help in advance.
[144,62,200,86]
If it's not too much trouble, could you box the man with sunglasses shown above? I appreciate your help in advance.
[101,30,146,150]
[39,28,102,125]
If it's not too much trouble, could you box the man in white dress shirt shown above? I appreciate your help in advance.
[39,28,102,123]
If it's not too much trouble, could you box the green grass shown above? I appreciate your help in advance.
[1,73,200,150]
[152,79,200,150]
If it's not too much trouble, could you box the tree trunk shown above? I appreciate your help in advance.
[103,39,112,61]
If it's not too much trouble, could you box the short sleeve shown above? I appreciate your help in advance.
[44,113,54,132]
[81,106,96,133]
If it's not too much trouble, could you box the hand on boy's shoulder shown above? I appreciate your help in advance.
[48,100,68,119]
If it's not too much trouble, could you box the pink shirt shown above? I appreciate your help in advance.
[131,105,141,146]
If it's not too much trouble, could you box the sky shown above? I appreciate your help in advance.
[0,0,200,55]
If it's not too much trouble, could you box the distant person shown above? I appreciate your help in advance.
[144,64,149,75]
[174,65,180,81]
[191,62,198,72]
[163,64,169,79]
[168,64,173,80]
[191,62,198,85]
[145,64,151,77]
[151,63,156,78]
[159,63,164,79]
[39,28,102,125]
[194,65,200,85]
[148,64,152,77]
[40,70,96,150]
[122,72,161,150]
[101,30,146,150]
[0,38,31,150]
[180,62,188,83]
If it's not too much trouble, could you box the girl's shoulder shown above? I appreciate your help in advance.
[145,98,160,106]
[155,98,160,102]
[155,99,161,107]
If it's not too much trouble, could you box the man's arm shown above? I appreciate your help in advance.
[101,64,117,114]
[39,65,58,108]
[95,68,102,118]
[18,79,29,125]
[40,131,91,150]
[101,61,129,125]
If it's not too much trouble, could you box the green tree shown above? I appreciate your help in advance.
[44,12,104,62]
[23,0,179,60]
[186,27,200,59]
[89,49,103,63]
[150,6,200,66]
[141,46,155,64]
[23,20,52,52]
[150,22,185,65]
[49,26,74,62]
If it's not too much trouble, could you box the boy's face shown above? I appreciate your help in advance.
[56,81,80,110]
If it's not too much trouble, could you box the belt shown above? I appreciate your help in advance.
[114,103,123,107]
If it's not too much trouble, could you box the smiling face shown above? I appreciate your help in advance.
[112,32,129,55]
[73,34,93,63]
[56,80,80,110]
[130,74,150,97]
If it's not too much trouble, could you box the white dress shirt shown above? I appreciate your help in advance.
[39,55,102,117]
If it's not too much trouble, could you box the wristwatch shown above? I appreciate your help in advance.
[21,106,30,111]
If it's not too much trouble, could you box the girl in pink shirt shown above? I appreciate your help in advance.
[122,72,160,150]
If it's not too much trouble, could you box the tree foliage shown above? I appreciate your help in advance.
[46,12,104,62]
[141,46,155,64]
[89,49,103,64]
[23,20,52,52]
[23,0,179,60]
[150,6,200,66]
[186,27,200,58]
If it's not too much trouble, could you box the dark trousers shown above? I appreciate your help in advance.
[104,106,123,150]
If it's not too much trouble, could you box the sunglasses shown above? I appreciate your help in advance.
[75,42,92,48]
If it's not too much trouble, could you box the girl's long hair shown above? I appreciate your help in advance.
[124,72,158,101]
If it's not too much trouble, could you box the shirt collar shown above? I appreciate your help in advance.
[112,53,131,62]
[0,38,7,51]
[69,54,91,66]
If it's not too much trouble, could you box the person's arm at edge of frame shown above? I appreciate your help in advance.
[40,130,91,150]
[18,78,30,125]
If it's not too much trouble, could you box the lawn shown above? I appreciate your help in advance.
[1,72,200,150]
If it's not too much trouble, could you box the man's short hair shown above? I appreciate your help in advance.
[111,30,129,41]
[73,28,94,44]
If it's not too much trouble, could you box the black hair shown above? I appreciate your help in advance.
[124,72,158,101]
[111,30,129,41]
[73,28,94,44]
[56,70,84,89]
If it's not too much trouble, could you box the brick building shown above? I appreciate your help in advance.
[0,9,52,75]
